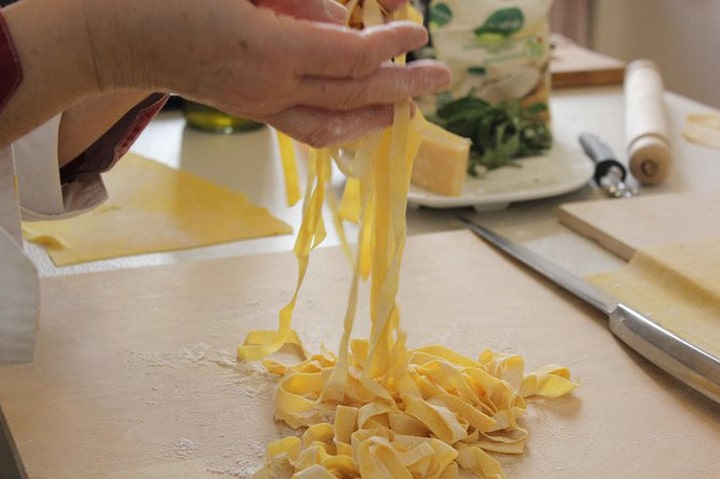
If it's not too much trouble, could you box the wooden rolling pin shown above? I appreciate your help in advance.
[624,59,672,185]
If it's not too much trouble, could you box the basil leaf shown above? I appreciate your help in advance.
[430,93,552,175]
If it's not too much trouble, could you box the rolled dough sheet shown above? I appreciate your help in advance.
[23,153,292,266]
[588,236,720,357]
[683,113,720,149]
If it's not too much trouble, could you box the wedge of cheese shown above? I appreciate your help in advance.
[411,119,471,196]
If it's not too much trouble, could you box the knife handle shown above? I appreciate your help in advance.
[579,132,627,185]
[610,303,720,404]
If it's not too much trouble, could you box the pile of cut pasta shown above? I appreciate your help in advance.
[239,3,577,478]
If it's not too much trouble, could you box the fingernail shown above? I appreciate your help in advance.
[324,0,348,23]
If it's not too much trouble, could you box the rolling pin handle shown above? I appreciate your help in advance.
[627,134,672,185]
[624,60,672,186]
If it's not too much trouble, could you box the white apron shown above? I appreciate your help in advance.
[0,142,39,363]
[0,116,107,363]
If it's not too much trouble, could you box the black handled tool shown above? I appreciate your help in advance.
[579,133,637,198]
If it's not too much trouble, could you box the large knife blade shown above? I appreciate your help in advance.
[458,216,720,405]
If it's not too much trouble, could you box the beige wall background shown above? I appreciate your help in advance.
[590,0,720,108]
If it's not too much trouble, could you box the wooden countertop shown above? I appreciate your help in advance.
[2,230,719,478]
[550,34,626,88]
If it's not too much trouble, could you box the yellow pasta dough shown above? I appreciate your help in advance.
[23,153,292,266]
[239,3,577,478]
[588,237,720,358]
[682,113,720,149]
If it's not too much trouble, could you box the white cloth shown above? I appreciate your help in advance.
[0,116,107,363]
[15,116,108,219]
[0,141,38,363]
[0,222,38,363]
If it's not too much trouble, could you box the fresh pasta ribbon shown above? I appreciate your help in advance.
[277,131,302,207]
[238,149,332,361]
[254,342,577,479]
[338,177,361,224]
[243,2,578,477]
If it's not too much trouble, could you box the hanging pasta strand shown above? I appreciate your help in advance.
[237,149,331,360]
[276,131,301,207]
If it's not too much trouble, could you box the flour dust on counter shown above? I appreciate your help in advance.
[112,342,281,477]
[119,342,278,401]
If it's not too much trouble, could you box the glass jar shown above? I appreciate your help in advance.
[182,100,264,134]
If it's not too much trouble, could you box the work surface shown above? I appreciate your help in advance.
[1,231,719,478]
[7,79,720,477]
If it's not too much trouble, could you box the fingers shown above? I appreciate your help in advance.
[267,105,396,148]
[282,20,430,78]
[379,0,410,12]
[252,0,347,23]
[296,59,451,111]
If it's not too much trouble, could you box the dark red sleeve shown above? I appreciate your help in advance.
[0,8,22,115]
[59,93,169,184]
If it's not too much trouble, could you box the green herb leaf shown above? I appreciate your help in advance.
[430,3,453,28]
[431,93,552,176]
[474,7,525,37]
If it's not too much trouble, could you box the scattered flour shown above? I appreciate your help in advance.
[206,458,259,478]
[171,438,199,460]
[124,342,277,477]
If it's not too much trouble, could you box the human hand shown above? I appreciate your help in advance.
[252,0,411,23]
[90,0,450,147]
[251,0,347,23]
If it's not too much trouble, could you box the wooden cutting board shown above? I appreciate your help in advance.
[558,190,720,261]
[0,230,718,478]
[550,35,626,88]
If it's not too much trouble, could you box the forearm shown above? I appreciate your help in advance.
[1,0,164,166]
[0,0,100,148]
[57,90,152,167]
[1,0,450,150]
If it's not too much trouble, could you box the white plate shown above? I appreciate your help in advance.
[408,135,594,211]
